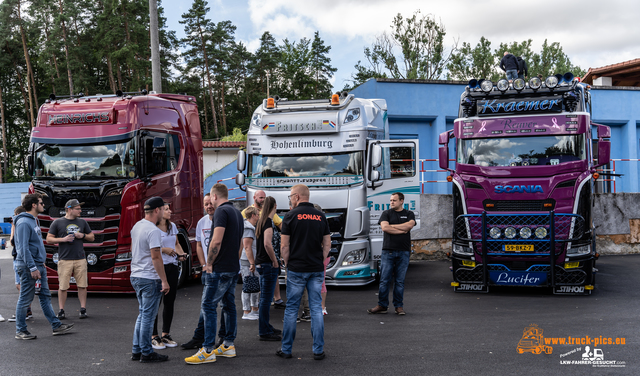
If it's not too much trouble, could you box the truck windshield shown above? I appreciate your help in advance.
[248,151,363,178]
[457,135,585,167]
[34,139,137,180]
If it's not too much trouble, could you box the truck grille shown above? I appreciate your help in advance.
[45,248,116,274]
[483,199,555,212]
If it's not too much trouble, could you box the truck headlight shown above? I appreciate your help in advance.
[251,113,262,128]
[504,227,517,239]
[342,248,366,266]
[496,79,509,92]
[489,227,501,239]
[480,80,493,93]
[344,108,360,124]
[519,227,532,239]
[567,245,590,255]
[453,244,473,256]
[535,227,548,239]
[87,253,98,265]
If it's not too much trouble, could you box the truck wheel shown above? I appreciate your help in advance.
[177,257,190,288]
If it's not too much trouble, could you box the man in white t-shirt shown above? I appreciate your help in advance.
[181,193,216,350]
[130,197,170,363]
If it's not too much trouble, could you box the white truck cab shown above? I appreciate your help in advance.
[236,93,420,285]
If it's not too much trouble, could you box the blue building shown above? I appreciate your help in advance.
[350,78,640,193]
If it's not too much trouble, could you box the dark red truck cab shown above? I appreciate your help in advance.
[28,92,204,292]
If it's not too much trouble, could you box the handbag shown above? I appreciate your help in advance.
[242,275,260,293]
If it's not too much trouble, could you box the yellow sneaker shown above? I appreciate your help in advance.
[185,348,216,364]
[213,344,236,358]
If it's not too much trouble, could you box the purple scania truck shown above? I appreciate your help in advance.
[439,73,611,295]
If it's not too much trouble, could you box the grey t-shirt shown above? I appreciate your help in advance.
[49,217,92,260]
[130,219,163,280]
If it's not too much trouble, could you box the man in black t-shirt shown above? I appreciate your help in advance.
[186,183,243,364]
[46,199,95,320]
[277,184,330,360]
[368,192,415,315]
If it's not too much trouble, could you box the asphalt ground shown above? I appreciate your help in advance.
[0,249,638,375]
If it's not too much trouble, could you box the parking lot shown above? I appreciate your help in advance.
[0,253,637,375]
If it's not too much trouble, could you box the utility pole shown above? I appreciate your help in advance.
[149,0,162,93]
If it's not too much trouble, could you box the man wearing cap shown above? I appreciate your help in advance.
[47,199,95,320]
[130,196,170,363]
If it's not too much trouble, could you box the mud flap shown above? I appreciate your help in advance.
[553,285,591,295]
[453,283,489,293]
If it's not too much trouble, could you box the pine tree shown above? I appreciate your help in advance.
[310,31,336,98]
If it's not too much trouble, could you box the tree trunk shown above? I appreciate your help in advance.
[116,60,123,91]
[11,57,32,128]
[201,71,209,136]
[197,24,218,137]
[107,56,116,94]
[0,84,7,183]
[44,19,61,80]
[220,81,227,135]
[59,0,74,95]
[17,3,35,127]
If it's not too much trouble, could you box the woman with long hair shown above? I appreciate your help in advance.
[240,206,260,320]
[151,203,187,350]
[255,196,282,341]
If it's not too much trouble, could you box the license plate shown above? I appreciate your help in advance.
[504,244,534,252]
[70,276,76,284]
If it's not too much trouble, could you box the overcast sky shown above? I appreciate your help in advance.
[13,0,637,92]
[163,0,639,91]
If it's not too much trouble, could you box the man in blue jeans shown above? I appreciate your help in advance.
[14,193,74,339]
[185,183,243,364]
[368,192,416,315]
[277,184,331,360]
[130,197,170,363]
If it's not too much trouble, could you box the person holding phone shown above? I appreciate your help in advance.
[151,203,187,350]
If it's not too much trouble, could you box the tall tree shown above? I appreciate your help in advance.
[362,10,456,80]
[309,31,336,98]
[180,0,219,137]
[447,36,494,81]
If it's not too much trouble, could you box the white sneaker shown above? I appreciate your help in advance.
[249,311,259,320]
[0,314,5,322]
[8,315,16,322]
[322,307,328,315]
[242,313,253,320]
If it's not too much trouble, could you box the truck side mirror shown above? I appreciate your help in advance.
[370,170,380,182]
[237,150,246,171]
[597,140,610,168]
[597,124,611,139]
[370,144,382,168]
[236,172,246,191]
[438,132,450,145]
[27,155,34,176]
[439,146,450,170]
